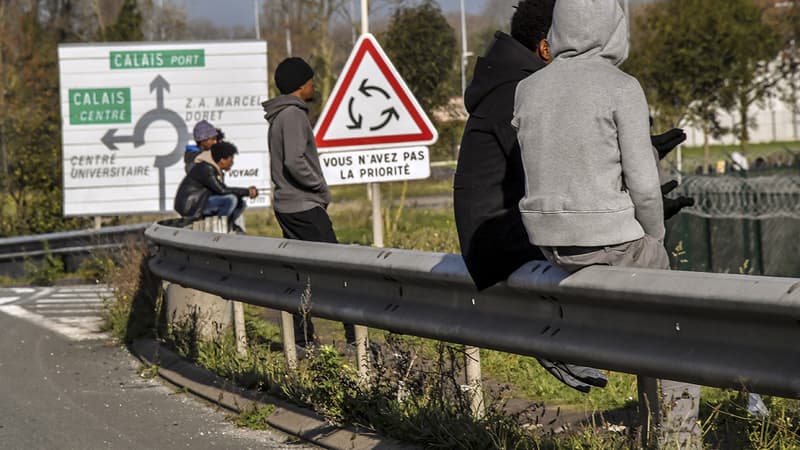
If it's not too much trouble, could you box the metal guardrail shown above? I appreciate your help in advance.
[0,224,149,275]
[145,223,800,399]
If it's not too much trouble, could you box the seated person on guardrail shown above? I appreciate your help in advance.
[512,1,701,435]
[455,2,692,294]
[174,141,258,232]
[514,0,670,273]
[262,57,357,350]
[454,0,609,394]
[184,120,220,173]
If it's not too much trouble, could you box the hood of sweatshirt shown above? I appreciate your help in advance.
[262,95,309,122]
[193,149,222,176]
[464,31,545,114]
[548,0,629,66]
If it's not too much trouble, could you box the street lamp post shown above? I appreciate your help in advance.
[459,0,473,96]
[253,0,260,40]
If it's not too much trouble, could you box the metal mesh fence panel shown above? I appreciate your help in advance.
[666,174,800,277]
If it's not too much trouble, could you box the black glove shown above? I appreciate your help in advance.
[651,128,686,160]
[661,180,695,220]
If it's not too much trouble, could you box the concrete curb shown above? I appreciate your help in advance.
[130,339,419,450]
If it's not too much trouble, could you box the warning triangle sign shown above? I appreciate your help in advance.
[314,33,438,152]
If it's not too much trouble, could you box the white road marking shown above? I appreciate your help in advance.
[0,305,109,341]
[11,288,35,293]
[28,287,56,302]
[50,293,108,299]
[56,287,113,294]
[55,317,104,325]
[35,309,102,314]
[36,298,104,304]
[0,297,20,305]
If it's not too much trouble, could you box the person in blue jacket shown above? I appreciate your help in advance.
[184,120,223,173]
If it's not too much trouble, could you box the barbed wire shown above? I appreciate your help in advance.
[671,175,800,219]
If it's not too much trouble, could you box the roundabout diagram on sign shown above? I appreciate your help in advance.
[346,79,399,132]
[100,75,188,212]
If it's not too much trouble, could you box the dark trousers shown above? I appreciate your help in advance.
[274,207,356,345]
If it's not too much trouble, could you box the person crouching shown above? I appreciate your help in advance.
[174,141,257,232]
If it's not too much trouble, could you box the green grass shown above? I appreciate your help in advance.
[330,178,452,203]
[671,140,800,172]
[244,202,458,251]
[481,350,638,410]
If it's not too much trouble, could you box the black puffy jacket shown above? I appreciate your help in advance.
[454,32,546,291]
[174,160,249,218]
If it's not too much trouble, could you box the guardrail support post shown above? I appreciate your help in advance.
[465,345,484,419]
[637,375,659,447]
[281,311,298,369]
[354,324,369,379]
[233,301,247,357]
[660,380,701,449]
[638,376,701,449]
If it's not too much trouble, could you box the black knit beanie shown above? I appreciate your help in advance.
[275,57,314,95]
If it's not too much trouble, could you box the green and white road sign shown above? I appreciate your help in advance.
[58,41,270,216]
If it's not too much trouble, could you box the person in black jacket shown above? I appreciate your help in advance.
[174,141,257,229]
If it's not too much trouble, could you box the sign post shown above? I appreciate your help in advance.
[316,0,438,379]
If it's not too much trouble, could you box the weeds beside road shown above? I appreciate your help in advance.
[92,212,800,449]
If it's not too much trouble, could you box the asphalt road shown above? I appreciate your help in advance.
[0,286,316,450]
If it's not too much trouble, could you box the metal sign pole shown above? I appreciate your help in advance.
[360,0,384,248]
[355,0,372,380]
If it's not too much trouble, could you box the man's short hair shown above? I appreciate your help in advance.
[211,141,238,162]
[511,0,556,53]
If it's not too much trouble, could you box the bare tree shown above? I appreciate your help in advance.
[140,0,189,41]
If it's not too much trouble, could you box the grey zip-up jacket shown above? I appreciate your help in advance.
[263,95,331,214]
[512,0,664,247]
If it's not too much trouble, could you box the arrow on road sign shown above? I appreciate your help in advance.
[314,33,437,152]
[370,107,399,131]
[150,75,170,110]
[101,128,142,150]
[358,79,390,99]
[347,98,363,130]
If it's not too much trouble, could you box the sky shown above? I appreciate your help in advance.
[173,0,492,30]
[172,0,655,30]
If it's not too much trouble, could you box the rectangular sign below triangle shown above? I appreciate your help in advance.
[314,33,438,153]
[319,146,430,186]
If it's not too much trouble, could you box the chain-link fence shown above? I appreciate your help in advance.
[666,174,800,277]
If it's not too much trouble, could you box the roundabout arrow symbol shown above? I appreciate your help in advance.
[370,107,399,131]
[346,97,363,130]
[358,78,390,99]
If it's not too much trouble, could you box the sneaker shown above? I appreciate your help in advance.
[538,358,592,393]
[561,363,608,388]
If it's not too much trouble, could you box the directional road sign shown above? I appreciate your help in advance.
[58,41,270,216]
[314,33,438,152]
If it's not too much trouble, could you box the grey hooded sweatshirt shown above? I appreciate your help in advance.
[262,95,331,214]
[512,0,664,247]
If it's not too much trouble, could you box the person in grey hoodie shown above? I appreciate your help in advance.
[262,57,356,348]
[513,1,699,445]
[513,0,666,270]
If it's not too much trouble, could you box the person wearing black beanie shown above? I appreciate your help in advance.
[274,57,315,95]
[262,57,356,350]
